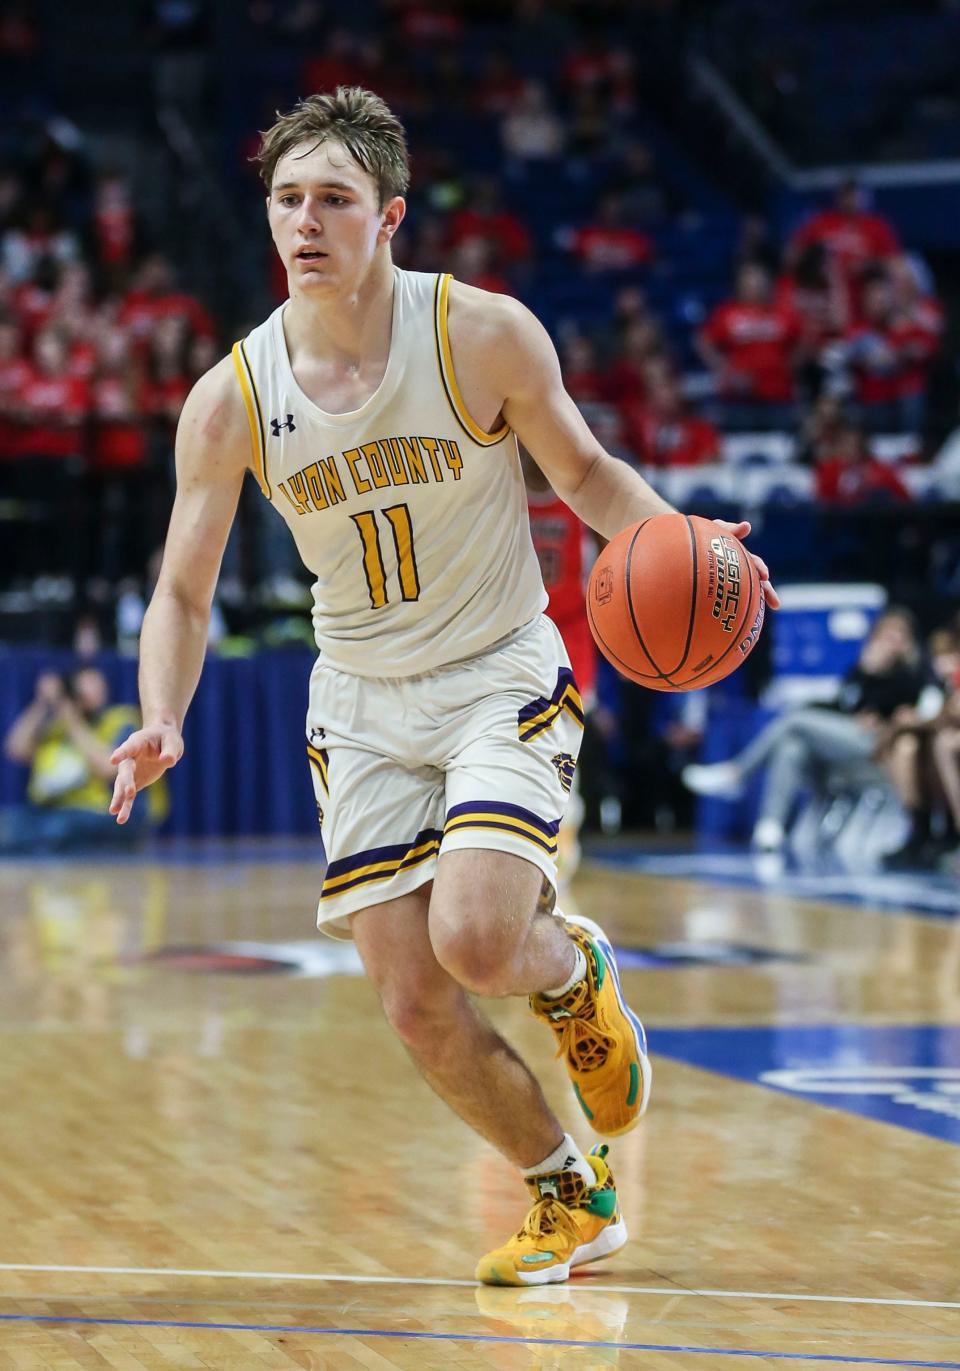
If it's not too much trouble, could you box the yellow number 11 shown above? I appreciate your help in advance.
[351,504,421,609]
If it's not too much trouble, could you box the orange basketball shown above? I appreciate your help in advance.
[586,513,765,691]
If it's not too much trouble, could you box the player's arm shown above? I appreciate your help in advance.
[471,294,672,533]
[109,355,249,823]
[464,290,779,607]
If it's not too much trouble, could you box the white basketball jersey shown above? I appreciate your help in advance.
[232,269,547,677]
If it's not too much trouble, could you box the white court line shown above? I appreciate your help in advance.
[0,1265,957,1311]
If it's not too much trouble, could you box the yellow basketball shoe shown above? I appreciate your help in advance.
[475,1145,626,1287]
[530,913,652,1136]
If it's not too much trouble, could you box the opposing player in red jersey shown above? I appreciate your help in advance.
[524,452,596,883]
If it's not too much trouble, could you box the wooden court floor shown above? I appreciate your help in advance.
[0,846,957,1369]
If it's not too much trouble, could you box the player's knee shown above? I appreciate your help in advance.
[430,915,516,997]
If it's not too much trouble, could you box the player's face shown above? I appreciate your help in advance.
[267,139,405,296]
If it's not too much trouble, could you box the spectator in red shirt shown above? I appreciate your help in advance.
[118,253,215,350]
[448,237,512,296]
[20,326,89,459]
[776,242,847,352]
[567,193,653,274]
[300,29,362,96]
[447,177,531,268]
[15,326,90,583]
[789,179,900,313]
[605,317,666,405]
[142,314,191,430]
[621,372,721,468]
[89,326,149,582]
[842,270,906,433]
[560,334,608,405]
[0,314,28,459]
[815,423,909,506]
[92,170,137,288]
[90,326,145,473]
[889,253,943,435]
[697,261,803,429]
[53,263,98,381]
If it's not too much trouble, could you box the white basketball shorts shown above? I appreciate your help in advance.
[305,614,584,936]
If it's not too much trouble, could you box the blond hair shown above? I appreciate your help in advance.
[255,86,410,206]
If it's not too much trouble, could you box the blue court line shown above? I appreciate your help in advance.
[0,1312,957,1366]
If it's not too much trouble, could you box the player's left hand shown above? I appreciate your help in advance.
[713,519,780,610]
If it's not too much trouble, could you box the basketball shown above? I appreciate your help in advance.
[586,514,765,692]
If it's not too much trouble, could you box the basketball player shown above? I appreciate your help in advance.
[109,88,777,1285]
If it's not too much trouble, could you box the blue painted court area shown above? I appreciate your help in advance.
[591,845,960,920]
[0,1313,957,1366]
[653,1024,960,1145]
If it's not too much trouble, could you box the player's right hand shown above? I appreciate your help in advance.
[109,725,183,824]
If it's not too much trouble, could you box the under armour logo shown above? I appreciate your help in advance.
[271,414,296,436]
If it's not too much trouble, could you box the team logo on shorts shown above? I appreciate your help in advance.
[551,752,577,793]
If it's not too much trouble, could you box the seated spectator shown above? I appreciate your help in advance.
[19,325,89,459]
[566,192,653,273]
[472,50,524,118]
[118,253,215,349]
[697,261,802,429]
[788,178,900,313]
[621,371,720,467]
[682,608,941,853]
[604,138,676,226]
[882,627,960,869]
[796,391,846,465]
[1,668,159,852]
[842,270,910,433]
[888,253,943,436]
[605,316,665,403]
[12,251,59,342]
[448,237,511,296]
[500,81,564,161]
[55,263,98,380]
[91,169,138,288]
[142,313,191,429]
[2,201,80,284]
[447,176,531,267]
[299,27,362,95]
[567,88,611,159]
[814,422,909,505]
[776,242,847,396]
[0,312,28,458]
[560,333,608,405]
[931,649,960,871]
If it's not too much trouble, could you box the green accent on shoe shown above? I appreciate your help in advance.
[521,1252,556,1264]
[590,940,606,992]
[627,1061,639,1108]
[573,1082,594,1121]
[585,1187,618,1219]
[589,1143,609,1161]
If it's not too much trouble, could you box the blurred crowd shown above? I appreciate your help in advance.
[0,118,216,596]
[0,0,958,631]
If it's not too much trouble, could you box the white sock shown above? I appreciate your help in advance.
[542,942,587,999]
[521,1132,595,1189]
